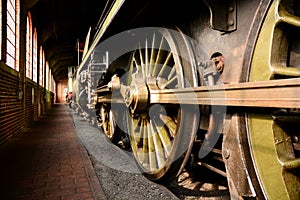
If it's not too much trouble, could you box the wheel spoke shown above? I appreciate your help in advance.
[147,123,158,171]
[152,118,172,157]
[158,51,173,78]
[160,114,177,137]
[138,45,145,77]
[150,120,166,168]
[149,33,156,75]
[145,38,149,78]
[128,114,138,146]
[152,36,165,76]
[142,120,149,168]
[133,56,142,75]
[160,75,177,89]
[168,64,176,81]
[136,118,144,147]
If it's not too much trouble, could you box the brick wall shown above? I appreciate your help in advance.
[0,63,54,144]
[24,78,38,126]
[0,0,56,144]
[56,79,68,103]
[0,63,24,143]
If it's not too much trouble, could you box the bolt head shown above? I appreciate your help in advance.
[224,149,230,159]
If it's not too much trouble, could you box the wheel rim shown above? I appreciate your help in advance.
[123,28,199,180]
[249,0,300,199]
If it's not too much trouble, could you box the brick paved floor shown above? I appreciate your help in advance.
[0,104,106,200]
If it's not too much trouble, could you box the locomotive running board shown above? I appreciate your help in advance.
[96,77,300,109]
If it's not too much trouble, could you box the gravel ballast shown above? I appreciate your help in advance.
[71,110,179,200]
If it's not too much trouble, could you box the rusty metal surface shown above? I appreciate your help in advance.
[204,0,237,32]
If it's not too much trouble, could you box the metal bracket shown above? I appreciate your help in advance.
[204,0,237,32]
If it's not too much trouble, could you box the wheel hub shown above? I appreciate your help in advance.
[126,74,149,115]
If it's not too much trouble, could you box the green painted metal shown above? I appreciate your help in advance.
[249,0,300,199]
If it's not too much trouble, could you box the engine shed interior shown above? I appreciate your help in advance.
[0,0,299,199]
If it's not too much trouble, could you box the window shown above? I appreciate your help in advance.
[0,0,2,59]
[15,0,20,71]
[46,61,49,90]
[51,75,56,93]
[32,28,38,82]
[6,0,20,70]
[39,46,45,86]
[26,12,33,79]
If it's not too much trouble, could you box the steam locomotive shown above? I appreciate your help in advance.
[71,0,300,199]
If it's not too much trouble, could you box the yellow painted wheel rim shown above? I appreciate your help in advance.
[249,0,300,199]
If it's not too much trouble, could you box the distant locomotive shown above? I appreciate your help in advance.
[72,0,300,199]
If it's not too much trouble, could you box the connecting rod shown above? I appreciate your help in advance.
[96,77,300,109]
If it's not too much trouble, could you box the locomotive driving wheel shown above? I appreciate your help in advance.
[247,0,300,199]
[122,28,199,180]
[99,103,117,141]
